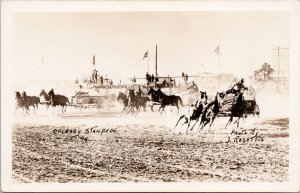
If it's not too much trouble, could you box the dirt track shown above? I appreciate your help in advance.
[12,108,289,182]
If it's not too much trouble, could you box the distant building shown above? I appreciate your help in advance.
[254,63,275,81]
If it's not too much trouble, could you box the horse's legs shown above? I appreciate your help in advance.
[197,120,204,132]
[158,105,162,113]
[174,115,184,133]
[14,106,19,116]
[176,103,179,114]
[234,117,241,128]
[190,118,199,131]
[151,104,154,112]
[25,107,30,116]
[186,118,192,134]
[199,119,209,131]
[224,117,233,129]
[160,106,166,114]
[208,115,216,133]
[134,105,139,116]
[200,120,210,131]
[121,106,126,116]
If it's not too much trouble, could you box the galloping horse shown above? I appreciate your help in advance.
[138,96,150,111]
[148,87,183,113]
[48,89,70,114]
[15,91,28,115]
[127,89,140,115]
[22,91,40,113]
[157,89,183,114]
[117,92,129,114]
[173,91,208,133]
[224,92,247,129]
[198,92,225,132]
[147,87,161,111]
[39,89,51,110]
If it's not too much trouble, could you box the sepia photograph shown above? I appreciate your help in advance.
[1,0,300,192]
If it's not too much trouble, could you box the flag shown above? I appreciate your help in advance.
[93,54,95,65]
[215,46,220,55]
[143,51,148,60]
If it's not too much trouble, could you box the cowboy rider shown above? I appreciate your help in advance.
[188,81,199,93]
[136,85,143,98]
[226,78,248,95]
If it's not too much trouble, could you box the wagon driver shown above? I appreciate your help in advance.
[226,78,248,95]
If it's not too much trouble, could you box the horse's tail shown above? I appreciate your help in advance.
[66,97,71,105]
[177,96,183,106]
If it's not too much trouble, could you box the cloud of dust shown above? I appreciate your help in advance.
[255,89,289,119]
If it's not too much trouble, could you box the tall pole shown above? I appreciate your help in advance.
[147,49,149,72]
[155,44,158,76]
[219,44,221,68]
[41,57,44,88]
[277,46,280,83]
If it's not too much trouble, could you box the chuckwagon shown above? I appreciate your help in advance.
[243,86,260,116]
[71,89,116,109]
[219,86,260,117]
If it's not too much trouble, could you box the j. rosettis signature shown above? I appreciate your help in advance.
[53,126,117,142]
[225,129,264,143]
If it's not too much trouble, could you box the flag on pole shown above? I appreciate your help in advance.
[215,46,220,55]
[143,51,148,60]
[93,54,95,65]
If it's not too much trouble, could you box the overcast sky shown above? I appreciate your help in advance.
[11,11,289,82]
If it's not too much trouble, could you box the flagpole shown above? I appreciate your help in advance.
[147,49,149,72]
[155,44,158,76]
[218,44,221,68]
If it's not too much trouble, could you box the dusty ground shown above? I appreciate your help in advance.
[12,105,289,182]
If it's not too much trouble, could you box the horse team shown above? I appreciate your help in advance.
[174,90,250,133]
[15,85,251,133]
[15,89,69,115]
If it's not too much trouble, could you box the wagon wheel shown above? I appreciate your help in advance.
[253,104,260,118]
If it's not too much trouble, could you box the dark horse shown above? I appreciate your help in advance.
[198,92,225,132]
[48,89,70,113]
[15,91,29,115]
[138,96,150,111]
[127,89,140,115]
[22,91,40,113]
[147,87,161,111]
[224,92,246,129]
[39,89,51,110]
[173,91,208,133]
[117,92,129,114]
[148,87,183,113]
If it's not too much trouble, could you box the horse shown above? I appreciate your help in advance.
[126,89,140,115]
[138,96,150,111]
[39,89,51,110]
[21,91,40,113]
[147,87,162,111]
[148,87,183,113]
[117,92,129,114]
[15,91,29,115]
[156,89,183,114]
[224,92,247,129]
[198,92,225,133]
[173,91,208,133]
[48,89,70,114]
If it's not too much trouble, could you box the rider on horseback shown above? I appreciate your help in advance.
[187,81,199,93]
[136,85,143,98]
[226,78,248,95]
